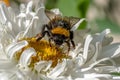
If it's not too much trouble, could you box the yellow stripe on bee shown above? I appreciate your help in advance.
[51,27,70,37]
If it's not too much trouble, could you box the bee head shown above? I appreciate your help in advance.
[52,34,66,46]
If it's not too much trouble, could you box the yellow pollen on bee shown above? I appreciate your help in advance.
[15,37,70,68]
[51,27,70,37]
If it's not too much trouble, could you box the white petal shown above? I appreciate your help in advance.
[17,13,26,18]
[102,36,113,46]
[6,21,19,37]
[69,43,81,58]
[99,43,120,59]
[22,16,38,37]
[8,7,16,22]
[75,78,99,80]
[74,56,85,67]
[19,47,36,67]
[35,61,52,72]
[16,69,32,80]
[84,73,112,79]
[0,3,9,24]
[47,60,66,78]
[6,40,28,60]
[81,58,112,72]
[0,72,16,80]
[15,31,24,40]
[26,1,33,14]
[84,42,101,66]
[0,59,16,70]
[71,18,86,31]
[16,70,26,80]
[34,7,49,35]
[83,35,93,61]
[113,76,120,80]
[101,29,111,36]
[92,29,111,44]
[20,3,26,13]
[94,66,117,73]
[37,74,52,80]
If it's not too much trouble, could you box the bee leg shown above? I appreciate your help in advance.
[35,33,42,40]
[70,31,75,49]
[71,40,75,49]
[49,37,53,47]
[37,31,50,41]
[36,25,46,41]
[36,25,51,41]
[65,41,70,52]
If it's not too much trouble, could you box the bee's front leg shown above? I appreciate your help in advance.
[71,40,75,49]
[35,33,42,41]
[70,31,75,49]
[35,25,50,41]
[49,37,53,47]
[65,41,70,52]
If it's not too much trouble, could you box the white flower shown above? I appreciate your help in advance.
[0,0,120,80]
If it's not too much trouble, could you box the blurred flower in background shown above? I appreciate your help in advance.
[87,0,120,42]
[87,0,120,26]
[4,0,120,33]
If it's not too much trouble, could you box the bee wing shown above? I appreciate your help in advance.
[69,16,81,27]
[45,9,61,20]
[69,17,86,31]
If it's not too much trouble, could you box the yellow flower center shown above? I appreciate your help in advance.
[15,37,70,68]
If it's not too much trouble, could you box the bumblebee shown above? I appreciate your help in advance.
[36,10,80,51]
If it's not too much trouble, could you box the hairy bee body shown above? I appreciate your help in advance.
[48,17,71,30]
[36,10,80,51]
[51,27,70,37]
[48,17,71,37]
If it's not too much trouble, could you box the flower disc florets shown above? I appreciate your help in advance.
[15,37,70,68]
